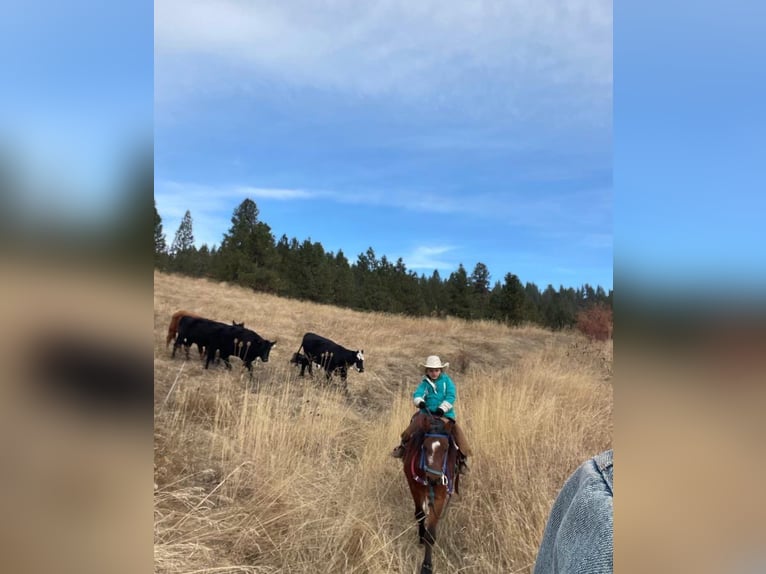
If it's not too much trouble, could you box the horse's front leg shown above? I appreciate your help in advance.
[421,533,434,574]
[422,514,437,547]
[421,557,433,573]
[421,487,449,573]
[420,511,438,574]
[415,507,426,544]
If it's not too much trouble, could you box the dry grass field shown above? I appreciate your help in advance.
[154,271,612,574]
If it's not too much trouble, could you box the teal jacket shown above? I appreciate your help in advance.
[413,372,457,420]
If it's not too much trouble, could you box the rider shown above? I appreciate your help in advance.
[391,355,472,475]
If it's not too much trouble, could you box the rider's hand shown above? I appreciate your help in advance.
[434,407,444,416]
[416,399,426,409]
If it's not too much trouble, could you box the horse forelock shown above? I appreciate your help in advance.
[426,439,443,468]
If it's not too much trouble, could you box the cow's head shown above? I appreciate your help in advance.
[354,350,364,373]
[240,338,276,367]
[257,339,277,363]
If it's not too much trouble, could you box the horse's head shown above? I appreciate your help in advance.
[421,433,450,484]
[418,415,452,485]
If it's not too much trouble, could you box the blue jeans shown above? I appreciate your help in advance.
[534,449,613,574]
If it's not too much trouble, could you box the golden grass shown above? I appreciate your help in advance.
[154,271,612,573]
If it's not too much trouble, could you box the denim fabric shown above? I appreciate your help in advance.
[533,449,613,574]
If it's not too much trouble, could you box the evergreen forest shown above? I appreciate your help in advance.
[155,198,613,330]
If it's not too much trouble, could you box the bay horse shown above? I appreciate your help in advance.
[402,411,460,574]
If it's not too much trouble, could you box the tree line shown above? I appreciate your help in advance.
[155,198,613,330]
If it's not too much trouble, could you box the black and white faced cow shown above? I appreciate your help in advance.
[294,332,364,386]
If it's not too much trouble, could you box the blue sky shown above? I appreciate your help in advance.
[4,1,763,298]
[155,1,613,292]
[615,0,766,296]
[0,1,152,225]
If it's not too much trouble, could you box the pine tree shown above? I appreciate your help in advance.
[424,270,446,316]
[446,264,472,319]
[292,239,331,302]
[168,210,197,274]
[469,262,492,319]
[331,250,355,308]
[280,235,304,298]
[470,262,491,294]
[489,273,526,325]
[540,285,576,329]
[154,199,167,267]
[215,198,278,291]
[195,244,212,277]
[523,282,542,324]
[170,210,194,255]
[353,247,387,311]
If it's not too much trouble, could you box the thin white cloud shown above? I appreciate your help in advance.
[233,186,315,200]
[156,180,312,205]
[404,245,459,271]
[157,178,609,239]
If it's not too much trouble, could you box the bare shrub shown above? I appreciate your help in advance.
[453,348,471,374]
[576,303,613,341]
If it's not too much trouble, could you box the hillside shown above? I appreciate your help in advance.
[154,270,612,573]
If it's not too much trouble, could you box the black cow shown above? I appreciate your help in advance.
[294,332,364,385]
[174,317,274,373]
[172,316,220,360]
[206,324,276,373]
[171,315,244,360]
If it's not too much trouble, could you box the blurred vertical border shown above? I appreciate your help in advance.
[0,1,153,573]
[616,0,766,572]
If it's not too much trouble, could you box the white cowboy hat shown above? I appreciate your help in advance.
[420,355,449,369]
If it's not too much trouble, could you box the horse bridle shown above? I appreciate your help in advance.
[420,431,451,486]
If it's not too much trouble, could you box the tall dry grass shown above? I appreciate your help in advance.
[154,271,612,574]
